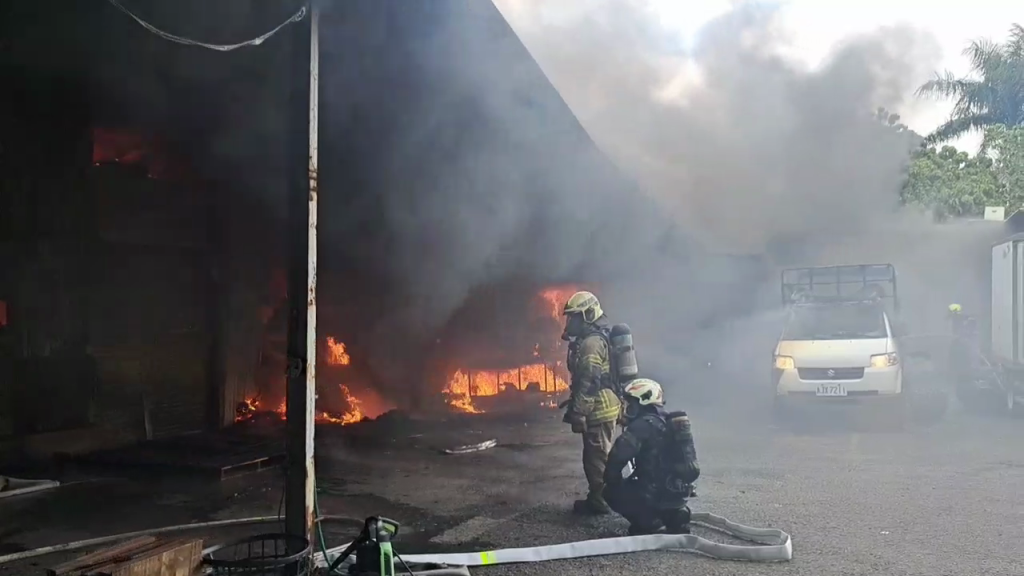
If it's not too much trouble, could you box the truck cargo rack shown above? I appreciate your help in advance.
[781,264,898,311]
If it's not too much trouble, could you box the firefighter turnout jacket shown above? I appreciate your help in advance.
[569,322,622,427]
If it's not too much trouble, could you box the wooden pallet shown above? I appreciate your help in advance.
[47,537,202,576]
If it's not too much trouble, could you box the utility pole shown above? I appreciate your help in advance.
[284,0,319,553]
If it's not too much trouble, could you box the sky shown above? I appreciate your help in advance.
[496,0,1018,153]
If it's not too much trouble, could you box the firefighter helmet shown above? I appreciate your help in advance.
[623,378,664,407]
[563,291,603,324]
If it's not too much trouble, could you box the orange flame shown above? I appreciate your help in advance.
[334,384,365,424]
[442,286,584,413]
[238,334,381,425]
[234,397,261,422]
[445,390,481,414]
[263,385,365,425]
[326,337,351,366]
[540,287,580,320]
[443,364,570,413]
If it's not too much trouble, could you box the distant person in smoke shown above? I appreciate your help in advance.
[561,291,622,515]
[947,303,979,384]
[603,378,699,535]
[947,303,976,337]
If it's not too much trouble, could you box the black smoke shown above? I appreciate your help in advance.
[61,0,943,405]
[315,1,941,399]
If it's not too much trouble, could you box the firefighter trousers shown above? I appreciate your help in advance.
[581,420,615,504]
[604,479,690,532]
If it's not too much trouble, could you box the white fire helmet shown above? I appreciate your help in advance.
[623,378,664,407]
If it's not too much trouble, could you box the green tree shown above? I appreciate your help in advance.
[983,124,1024,210]
[916,24,1024,144]
[901,145,999,219]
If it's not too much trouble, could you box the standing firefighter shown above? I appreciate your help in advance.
[947,303,979,385]
[561,291,622,515]
[603,378,700,535]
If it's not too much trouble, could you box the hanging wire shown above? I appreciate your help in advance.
[105,0,308,52]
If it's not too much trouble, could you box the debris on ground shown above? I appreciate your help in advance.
[0,476,62,499]
[441,439,498,455]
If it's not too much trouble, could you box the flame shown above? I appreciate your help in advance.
[237,334,381,425]
[443,286,584,413]
[234,397,261,422]
[91,127,173,179]
[445,391,481,414]
[250,386,365,425]
[448,365,570,396]
[443,365,570,413]
[333,384,365,424]
[540,286,580,320]
[326,337,351,366]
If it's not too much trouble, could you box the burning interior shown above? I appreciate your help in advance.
[0,0,621,457]
[234,285,584,425]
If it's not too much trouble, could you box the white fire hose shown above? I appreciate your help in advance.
[315,511,792,569]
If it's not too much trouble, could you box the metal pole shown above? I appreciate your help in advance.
[284,0,318,552]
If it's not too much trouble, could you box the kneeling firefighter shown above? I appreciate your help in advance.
[603,378,700,535]
[561,291,638,515]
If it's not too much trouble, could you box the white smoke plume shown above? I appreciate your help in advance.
[494,0,941,254]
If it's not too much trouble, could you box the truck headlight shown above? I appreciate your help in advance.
[774,355,795,370]
[870,353,899,368]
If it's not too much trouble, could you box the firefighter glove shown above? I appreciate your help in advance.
[563,410,587,433]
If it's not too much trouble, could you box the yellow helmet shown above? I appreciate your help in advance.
[948,303,962,314]
[563,291,604,323]
[623,378,665,407]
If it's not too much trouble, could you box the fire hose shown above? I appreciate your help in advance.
[314,511,793,569]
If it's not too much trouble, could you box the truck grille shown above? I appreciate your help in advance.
[797,367,864,381]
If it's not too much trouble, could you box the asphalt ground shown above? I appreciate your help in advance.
[3,397,1022,576]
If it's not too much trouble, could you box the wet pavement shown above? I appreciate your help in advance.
[2,398,1023,575]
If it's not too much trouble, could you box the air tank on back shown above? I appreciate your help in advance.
[610,323,639,381]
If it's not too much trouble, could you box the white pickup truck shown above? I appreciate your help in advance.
[772,264,906,427]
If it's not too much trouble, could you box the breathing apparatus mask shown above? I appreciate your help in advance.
[621,396,643,422]
[562,312,585,342]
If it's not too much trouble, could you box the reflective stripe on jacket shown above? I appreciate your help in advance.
[586,388,622,426]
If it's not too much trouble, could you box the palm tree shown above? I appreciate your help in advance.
[916,24,1024,144]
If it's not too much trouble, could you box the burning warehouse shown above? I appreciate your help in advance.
[0,0,680,461]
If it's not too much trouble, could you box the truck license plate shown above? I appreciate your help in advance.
[815,384,847,397]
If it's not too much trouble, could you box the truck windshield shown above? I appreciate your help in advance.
[784,304,887,341]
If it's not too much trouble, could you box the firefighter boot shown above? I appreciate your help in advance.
[572,497,611,516]
[663,505,692,534]
[627,519,665,536]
